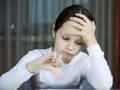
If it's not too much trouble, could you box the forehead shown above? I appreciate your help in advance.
[57,21,82,40]
[58,20,80,34]
[58,20,80,33]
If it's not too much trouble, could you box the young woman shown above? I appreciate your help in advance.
[0,4,113,90]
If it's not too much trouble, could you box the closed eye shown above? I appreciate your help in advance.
[62,37,69,40]
[76,41,84,45]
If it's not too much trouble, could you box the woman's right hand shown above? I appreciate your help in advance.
[26,52,64,80]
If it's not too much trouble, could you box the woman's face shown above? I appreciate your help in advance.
[52,20,84,63]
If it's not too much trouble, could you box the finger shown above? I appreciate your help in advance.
[38,53,53,64]
[70,17,86,25]
[52,62,64,67]
[75,13,91,23]
[55,55,62,63]
[52,55,64,67]
[50,66,62,80]
[67,31,83,37]
[52,60,64,67]
[58,60,65,67]
[68,20,84,30]
[50,52,58,62]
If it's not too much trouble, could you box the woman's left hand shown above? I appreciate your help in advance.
[68,13,98,46]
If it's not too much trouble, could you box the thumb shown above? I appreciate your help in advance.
[50,66,62,80]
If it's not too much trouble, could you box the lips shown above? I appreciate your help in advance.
[63,51,73,56]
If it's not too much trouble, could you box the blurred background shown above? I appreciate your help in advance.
[0,0,120,90]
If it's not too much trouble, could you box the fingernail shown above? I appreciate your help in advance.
[75,13,79,15]
[70,17,73,19]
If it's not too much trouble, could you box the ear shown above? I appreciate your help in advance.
[52,24,56,38]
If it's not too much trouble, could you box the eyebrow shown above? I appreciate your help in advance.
[59,31,68,36]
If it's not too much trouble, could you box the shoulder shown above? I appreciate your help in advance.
[38,47,52,55]
[28,47,52,56]
[19,47,52,63]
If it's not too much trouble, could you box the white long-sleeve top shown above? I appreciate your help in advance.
[0,44,113,90]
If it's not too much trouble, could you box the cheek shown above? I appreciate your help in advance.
[74,45,83,54]
[55,38,62,45]
[54,37,64,49]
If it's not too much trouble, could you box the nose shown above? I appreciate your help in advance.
[66,42,74,51]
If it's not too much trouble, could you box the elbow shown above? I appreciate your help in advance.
[98,82,113,90]
[95,84,112,90]
[103,75,113,89]
[95,76,113,90]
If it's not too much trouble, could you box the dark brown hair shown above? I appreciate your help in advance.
[54,4,95,32]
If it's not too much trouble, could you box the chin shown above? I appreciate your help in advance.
[62,56,73,64]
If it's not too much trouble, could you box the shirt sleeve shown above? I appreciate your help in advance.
[0,49,42,90]
[85,44,113,90]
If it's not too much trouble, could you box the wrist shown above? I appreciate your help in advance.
[26,62,36,74]
[86,38,98,46]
